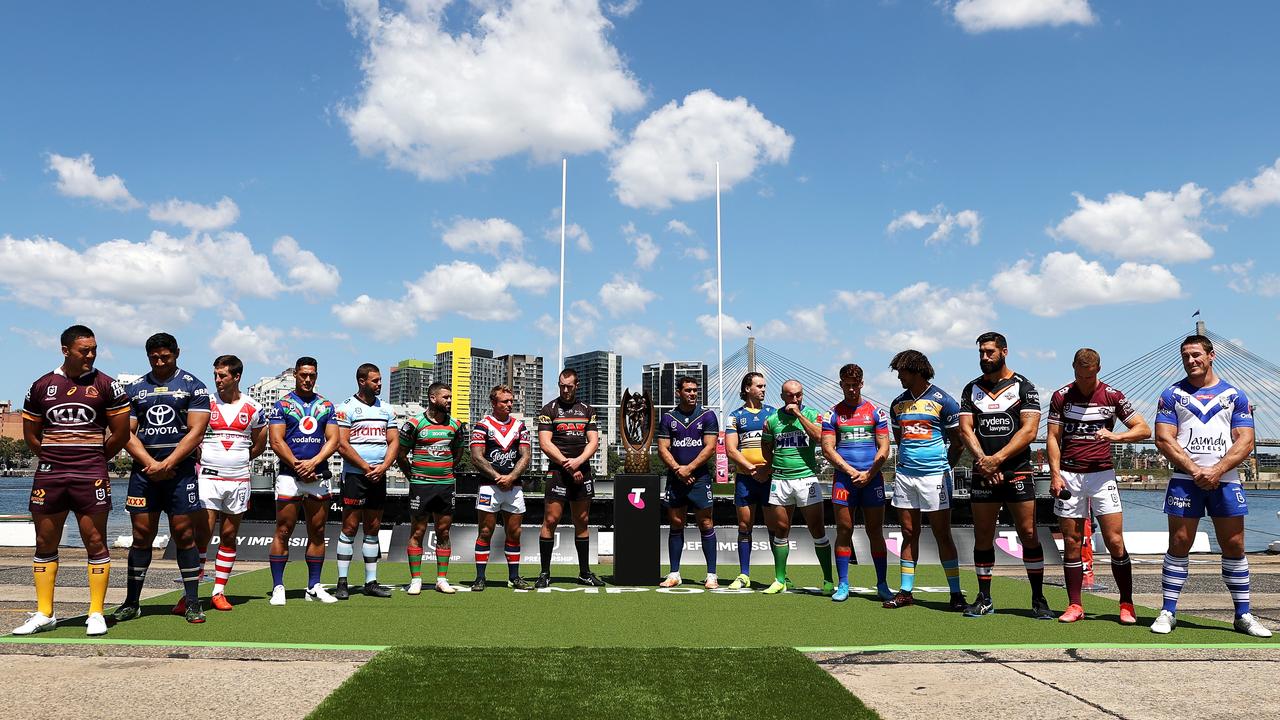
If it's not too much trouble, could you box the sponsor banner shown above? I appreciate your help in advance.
[658,526,1063,566]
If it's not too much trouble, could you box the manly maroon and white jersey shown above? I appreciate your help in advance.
[200,395,267,481]
[470,415,531,482]
[22,367,130,482]
[1048,381,1136,473]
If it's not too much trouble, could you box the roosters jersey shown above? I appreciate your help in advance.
[1156,379,1253,484]
[201,395,267,481]
[470,415,531,481]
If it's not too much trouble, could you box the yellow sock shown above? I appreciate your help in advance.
[88,559,110,615]
[34,558,58,617]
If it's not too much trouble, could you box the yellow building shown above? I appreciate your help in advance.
[434,338,503,427]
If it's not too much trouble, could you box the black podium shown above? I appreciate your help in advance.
[612,473,661,585]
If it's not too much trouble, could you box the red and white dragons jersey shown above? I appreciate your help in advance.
[200,395,267,481]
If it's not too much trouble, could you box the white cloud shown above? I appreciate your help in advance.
[331,295,420,343]
[683,244,710,261]
[497,259,558,293]
[666,219,694,236]
[887,205,982,245]
[608,323,670,358]
[1018,349,1058,361]
[610,90,794,209]
[951,0,1096,33]
[623,224,660,269]
[1211,260,1280,297]
[46,153,140,209]
[838,283,997,353]
[598,275,656,316]
[210,320,286,365]
[442,217,525,255]
[535,313,558,337]
[761,305,829,343]
[1049,183,1212,263]
[991,251,1182,317]
[1219,158,1280,214]
[696,313,750,340]
[148,196,240,231]
[273,235,342,297]
[9,327,58,351]
[605,0,640,16]
[697,271,718,303]
[340,0,644,180]
[544,221,593,251]
[568,300,600,344]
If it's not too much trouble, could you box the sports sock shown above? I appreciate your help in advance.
[407,546,423,579]
[974,547,995,597]
[575,537,590,575]
[435,545,450,579]
[198,549,206,581]
[1161,552,1189,613]
[176,546,201,604]
[1222,556,1251,617]
[700,528,717,574]
[899,559,917,593]
[872,550,889,589]
[362,536,380,584]
[1064,559,1084,606]
[737,533,752,576]
[474,540,490,581]
[770,536,789,584]
[1024,542,1046,599]
[87,552,110,615]
[33,554,57,617]
[305,553,324,589]
[835,547,852,585]
[1111,552,1133,604]
[814,536,833,583]
[942,558,962,594]
[269,553,288,587]
[213,545,236,595]
[668,528,684,573]
[336,532,354,581]
[539,536,553,575]
[505,543,521,580]
[125,546,152,606]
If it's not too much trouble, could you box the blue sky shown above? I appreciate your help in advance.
[2,0,1278,412]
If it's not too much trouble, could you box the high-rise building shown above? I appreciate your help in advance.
[247,368,299,476]
[388,358,434,406]
[565,350,622,477]
[499,354,544,417]
[642,361,708,408]
[435,338,503,428]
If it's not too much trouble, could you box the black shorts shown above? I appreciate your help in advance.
[341,472,387,510]
[970,471,1036,504]
[545,466,594,502]
[408,484,454,516]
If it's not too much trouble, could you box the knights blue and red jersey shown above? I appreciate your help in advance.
[658,405,719,480]
[822,399,889,472]
[269,391,336,475]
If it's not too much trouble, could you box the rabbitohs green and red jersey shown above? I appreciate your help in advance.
[399,413,466,485]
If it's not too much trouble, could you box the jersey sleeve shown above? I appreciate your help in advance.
[189,379,211,413]
[469,422,487,448]
[1231,389,1255,429]
[875,407,890,435]
[940,392,961,428]
[536,404,553,435]
[704,410,719,435]
[1111,387,1137,424]
[319,400,336,426]
[106,377,130,415]
[269,400,287,425]
[724,410,739,435]
[518,421,531,446]
[821,407,837,436]
[250,403,269,429]
[762,414,776,444]
[21,379,42,422]
[335,400,352,428]
[584,406,598,432]
[1155,387,1179,426]
[656,413,672,440]
[1020,377,1041,414]
[1047,388,1065,426]
[398,418,418,447]
[958,382,977,416]
[452,422,467,451]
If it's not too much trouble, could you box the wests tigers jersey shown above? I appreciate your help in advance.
[960,373,1041,474]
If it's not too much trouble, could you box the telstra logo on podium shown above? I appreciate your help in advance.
[628,488,646,509]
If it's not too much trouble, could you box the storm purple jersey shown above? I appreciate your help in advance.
[658,405,719,479]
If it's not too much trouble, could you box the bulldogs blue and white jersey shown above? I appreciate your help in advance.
[1156,379,1253,483]
[335,395,398,474]
[128,368,211,461]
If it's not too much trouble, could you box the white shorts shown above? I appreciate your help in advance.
[769,476,823,507]
[892,471,951,513]
[476,485,526,514]
[1054,469,1122,519]
[276,473,332,501]
[200,477,252,515]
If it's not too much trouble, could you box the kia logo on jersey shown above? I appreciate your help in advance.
[628,488,646,509]
[47,403,96,426]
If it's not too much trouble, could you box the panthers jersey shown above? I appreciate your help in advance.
[201,395,267,481]
[890,384,960,476]
[127,368,211,462]
[335,395,398,475]
[822,399,888,471]
[726,404,776,469]
[270,391,337,475]
[1156,379,1253,483]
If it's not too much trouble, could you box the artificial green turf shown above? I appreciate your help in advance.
[17,563,1273,648]
[306,646,879,720]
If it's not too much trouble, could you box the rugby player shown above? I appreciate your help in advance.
[397,382,465,595]
[13,325,130,637]
[1048,349,1149,624]
[724,372,777,590]
[333,363,398,600]
[192,355,268,611]
[469,384,533,591]
[957,332,1051,619]
[657,377,720,589]
[267,356,340,605]
[820,364,891,603]
[1151,335,1270,637]
[535,369,605,588]
[761,380,834,595]
[884,350,967,611]
[113,333,212,625]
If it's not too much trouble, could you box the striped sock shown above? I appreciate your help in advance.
[1161,553,1190,614]
[835,547,852,585]
[177,546,201,603]
[305,553,324,589]
[87,553,110,616]
[336,533,354,581]
[213,545,236,595]
[33,554,58,617]
[269,554,288,588]
[1222,556,1251,617]
[475,540,490,581]
[1111,553,1133,604]
[1064,559,1084,606]
[900,559,917,593]
[125,546,152,606]
[771,536,790,584]
[436,545,450,579]
[407,546,423,579]
[942,558,961,594]
[872,550,889,590]
[505,543,521,580]
[737,533,752,576]
[668,529,684,573]
[975,548,995,597]
[814,536,833,583]
[1024,543,1045,598]
[362,536,380,584]
[700,528,717,573]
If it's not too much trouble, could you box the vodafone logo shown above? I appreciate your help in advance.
[628,488,646,509]
[300,416,318,434]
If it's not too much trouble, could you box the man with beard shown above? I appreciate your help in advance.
[397,382,466,595]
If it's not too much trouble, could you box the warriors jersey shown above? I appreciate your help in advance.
[1156,379,1253,484]
[400,413,466,485]
[960,373,1041,474]
[201,395,267,481]
[1048,381,1136,473]
[890,385,961,476]
[269,392,336,473]
[658,405,719,479]
[726,404,776,469]
[822,400,888,471]
[335,395,398,474]
[127,368,211,462]
[22,368,130,481]
[470,415,531,481]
